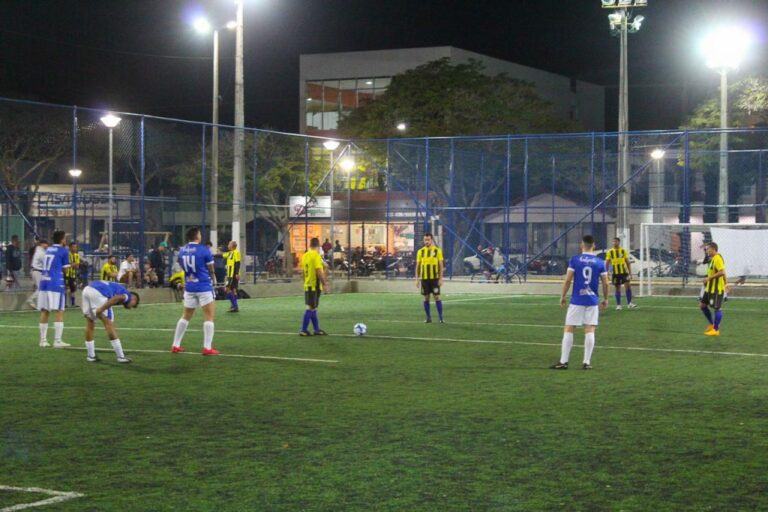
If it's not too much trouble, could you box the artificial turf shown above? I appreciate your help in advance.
[1,292,766,511]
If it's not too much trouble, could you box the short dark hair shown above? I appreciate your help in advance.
[708,242,718,251]
[424,232,433,239]
[125,292,140,308]
[613,237,620,243]
[38,239,48,245]
[309,237,320,248]
[52,230,65,244]
[186,227,201,242]
[69,242,77,248]
[582,235,595,246]
[11,235,18,241]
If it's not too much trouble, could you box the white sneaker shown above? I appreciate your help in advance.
[39,341,50,348]
[627,302,638,309]
[616,305,623,311]
[116,357,132,364]
[86,355,101,363]
[53,341,71,348]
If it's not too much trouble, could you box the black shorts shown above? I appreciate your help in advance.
[700,291,724,310]
[420,279,441,296]
[226,277,239,290]
[66,276,77,292]
[612,273,629,286]
[305,288,321,309]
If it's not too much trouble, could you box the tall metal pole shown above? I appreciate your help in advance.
[72,176,77,243]
[108,127,114,251]
[718,69,729,222]
[329,151,334,277]
[232,0,246,262]
[211,29,220,249]
[617,9,631,244]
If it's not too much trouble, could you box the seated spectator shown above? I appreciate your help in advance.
[101,255,119,281]
[143,263,158,288]
[117,254,140,288]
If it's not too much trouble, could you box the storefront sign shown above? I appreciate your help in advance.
[289,196,331,218]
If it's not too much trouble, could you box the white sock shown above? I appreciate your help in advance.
[39,323,48,343]
[111,339,125,359]
[560,332,574,364]
[584,332,595,365]
[85,341,96,358]
[54,322,64,343]
[203,321,214,350]
[173,319,189,348]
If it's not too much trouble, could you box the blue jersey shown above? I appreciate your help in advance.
[39,245,70,292]
[568,253,607,306]
[90,281,131,305]
[178,243,214,293]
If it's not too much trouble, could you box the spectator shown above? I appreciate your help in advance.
[334,240,343,253]
[143,262,159,288]
[322,238,333,257]
[101,255,119,281]
[117,254,140,287]
[4,235,22,289]
[26,238,48,307]
[149,244,166,286]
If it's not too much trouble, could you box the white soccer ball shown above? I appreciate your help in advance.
[353,323,367,336]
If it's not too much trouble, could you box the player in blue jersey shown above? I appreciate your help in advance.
[81,280,140,363]
[37,230,72,348]
[551,235,609,370]
[170,227,220,355]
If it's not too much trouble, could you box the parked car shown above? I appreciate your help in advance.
[596,249,674,277]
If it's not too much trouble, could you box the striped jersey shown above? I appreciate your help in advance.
[101,262,118,281]
[706,253,726,295]
[66,252,80,279]
[302,250,324,291]
[417,246,443,280]
[605,247,630,275]
[223,249,241,279]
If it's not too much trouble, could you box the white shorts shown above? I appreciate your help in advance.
[183,290,215,309]
[32,270,42,288]
[81,286,114,321]
[565,304,600,326]
[37,291,65,312]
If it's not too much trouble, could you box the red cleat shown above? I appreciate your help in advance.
[202,348,220,356]
[171,346,185,353]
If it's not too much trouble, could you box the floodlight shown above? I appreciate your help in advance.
[323,140,340,151]
[100,114,122,128]
[193,17,212,34]
[702,26,752,70]
[396,122,407,132]
[618,0,632,5]
[601,0,617,6]
[635,0,647,5]
[226,20,237,30]
[650,149,665,160]
[339,157,355,172]
[629,15,644,33]
[608,12,623,30]
[68,169,83,178]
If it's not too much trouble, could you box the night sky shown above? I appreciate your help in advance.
[1,0,766,133]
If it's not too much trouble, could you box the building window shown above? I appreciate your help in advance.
[305,77,393,133]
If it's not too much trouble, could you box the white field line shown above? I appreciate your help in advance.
[63,347,339,364]
[379,319,562,329]
[0,485,84,511]
[1,324,765,360]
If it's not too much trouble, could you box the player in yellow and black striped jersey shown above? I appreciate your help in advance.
[416,233,444,323]
[700,242,727,336]
[605,237,636,310]
[101,255,118,282]
[66,242,81,307]
[222,240,241,313]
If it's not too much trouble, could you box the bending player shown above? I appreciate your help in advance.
[551,235,609,370]
[170,227,220,355]
[605,237,636,310]
[415,232,444,323]
[81,280,140,363]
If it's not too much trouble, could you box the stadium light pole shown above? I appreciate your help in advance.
[232,0,246,265]
[323,140,340,272]
[100,114,121,252]
[603,0,646,244]
[340,154,355,280]
[702,26,751,223]
[68,169,82,243]
[193,16,236,250]
[650,149,665,223]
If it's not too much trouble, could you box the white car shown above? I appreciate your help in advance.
[596,249,673,277]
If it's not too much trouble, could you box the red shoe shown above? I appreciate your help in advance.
[202,348,220,356]
[171,346,185,353]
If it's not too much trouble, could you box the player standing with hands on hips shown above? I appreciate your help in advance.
[170,227,220,355]
[551,235,609,370]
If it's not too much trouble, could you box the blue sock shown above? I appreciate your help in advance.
[701,307,713,325]
[435,300,443,320]
[714,310,723,330]
[70,294,75,306]
[310,310,320,331]
[301,310,311,332]
[423,301,431,320]
[615,292,621,305]
[626,288,633,303]
[230,292,238,309]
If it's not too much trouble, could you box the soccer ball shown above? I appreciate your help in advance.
[353,323,367,336]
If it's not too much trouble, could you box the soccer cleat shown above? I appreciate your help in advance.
[704,324,715,334]
[86,355,101,363]
[582,363,592,370]
[425,318,432,323]
[171,346,185,353]
[116,357,132,364]
[627,303,638,309]
[615,305,623,311]
[704,329,720,337]
[439,319,445,324]
[550,362,568,370]
[313,330,328,336]
[53,341,71,348]
[39,341,50,348]
[227,308,239,313]
[202,348,220,356]
[299,331,313,336]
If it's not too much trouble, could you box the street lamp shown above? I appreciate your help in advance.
[100,114,121,251]
[68,169,82,243]
[702,26,752,223]
[340,155,355,279]
[193,16,236,250]
[649,150,665,222]
[323,140,340,275]
[602,0,646,244]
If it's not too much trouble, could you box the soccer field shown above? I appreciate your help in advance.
[1,293,766,511]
